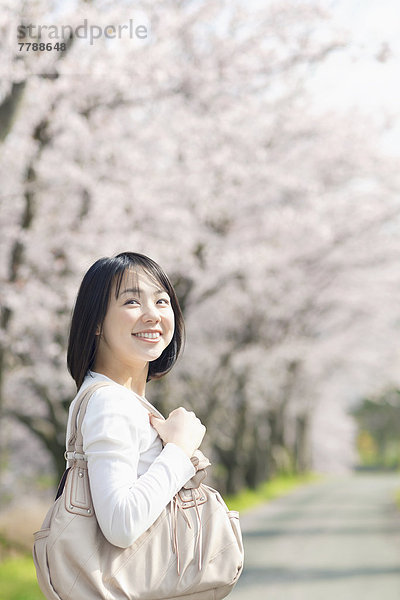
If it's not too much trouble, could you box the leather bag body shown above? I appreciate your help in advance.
[33,382,244,600]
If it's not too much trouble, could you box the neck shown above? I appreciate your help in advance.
[122,371,148,397]
[92,360,149,397]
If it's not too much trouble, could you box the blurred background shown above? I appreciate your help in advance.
[1,0,400,596]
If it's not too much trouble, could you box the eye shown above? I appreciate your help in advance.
[157,297,170,305]
[125,298,140,305]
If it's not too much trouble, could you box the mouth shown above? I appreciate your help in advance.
[132,331,162,342]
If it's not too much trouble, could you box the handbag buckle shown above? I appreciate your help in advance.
[64,450,87,461]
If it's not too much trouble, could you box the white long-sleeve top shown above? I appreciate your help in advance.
[65,370,196,548]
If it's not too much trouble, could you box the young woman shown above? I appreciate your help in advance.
[66,251,206,548]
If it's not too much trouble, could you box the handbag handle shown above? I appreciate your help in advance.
[66,381,167,459]
[66,382,113,459]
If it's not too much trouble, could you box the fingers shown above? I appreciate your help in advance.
[149,414,164,430]
[149,414,163,423]
[149,407,206,457]
[169,407,196,418]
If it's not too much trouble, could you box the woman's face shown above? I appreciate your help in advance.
[95,268,175,377]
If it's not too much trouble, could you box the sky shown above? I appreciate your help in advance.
[306,0,400,155]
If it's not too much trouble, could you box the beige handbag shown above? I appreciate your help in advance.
[33,382,244,600]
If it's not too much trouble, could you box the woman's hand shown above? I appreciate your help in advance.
[149,407,206,458]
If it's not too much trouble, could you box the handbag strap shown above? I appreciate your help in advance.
[135,395,165,420]
[67,381,113,455]
[67,381,165,457]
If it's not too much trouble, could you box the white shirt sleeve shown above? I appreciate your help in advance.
[81,385,196,548]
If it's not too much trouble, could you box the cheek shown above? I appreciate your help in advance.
[103,309,131,338]
[166,310,175,337]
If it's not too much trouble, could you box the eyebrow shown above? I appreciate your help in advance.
[120,287,167,296]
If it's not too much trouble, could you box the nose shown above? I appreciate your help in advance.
[141,302,161,323]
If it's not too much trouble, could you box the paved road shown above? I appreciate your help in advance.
[230,472,400,600]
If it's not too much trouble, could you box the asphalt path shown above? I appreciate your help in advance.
[230,472,400,600]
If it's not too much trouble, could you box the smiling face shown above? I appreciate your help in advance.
[93,268,175,386]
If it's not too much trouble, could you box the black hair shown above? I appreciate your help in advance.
[67,252,185,389]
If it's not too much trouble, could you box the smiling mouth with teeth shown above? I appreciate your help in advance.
[132,332,161,340]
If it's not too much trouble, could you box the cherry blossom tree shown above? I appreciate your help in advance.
[1,0,400,498]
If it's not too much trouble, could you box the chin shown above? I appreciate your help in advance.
[144,348,165,361]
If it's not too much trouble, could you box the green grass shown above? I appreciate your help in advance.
[0,556,44,600]
[0,472,319,599]
[225,471,321,512]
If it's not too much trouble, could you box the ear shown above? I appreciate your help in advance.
[95,325,101,336]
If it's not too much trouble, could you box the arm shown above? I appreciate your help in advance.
[81,387,195,548]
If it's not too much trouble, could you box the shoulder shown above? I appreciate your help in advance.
[73,376,150,433]
[87,381,148,421]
